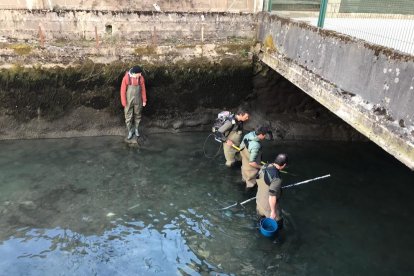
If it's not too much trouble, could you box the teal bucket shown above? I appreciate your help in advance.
[259,218,278,237]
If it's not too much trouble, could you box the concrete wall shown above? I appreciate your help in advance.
[0,9,258,140]
[0,0,264,12]
[257,13,414,169]
[0,9,256,42]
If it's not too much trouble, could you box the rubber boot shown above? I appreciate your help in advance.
[135,128,140,137]
[127,130,134,140]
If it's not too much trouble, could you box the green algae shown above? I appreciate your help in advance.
[10,44,32,55]
[134,46,157,56]
[0,58,253,122]
[263,35,276,53]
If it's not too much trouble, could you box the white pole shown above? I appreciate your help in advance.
[282,174,331,189]
[239,174,331,206]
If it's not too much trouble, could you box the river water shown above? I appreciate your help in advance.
[0,133,413,275]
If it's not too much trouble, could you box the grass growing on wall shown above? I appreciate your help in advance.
[10,44,32,55]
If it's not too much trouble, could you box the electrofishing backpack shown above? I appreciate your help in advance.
[257,163,279,185]
[212,111,233,133]
[212,111,235,143]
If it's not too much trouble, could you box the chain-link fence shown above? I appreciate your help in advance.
[270,0,414,55]
[338,0,414,15]
[271,0,320,11]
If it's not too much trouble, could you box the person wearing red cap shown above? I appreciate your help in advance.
[120,66,147,139]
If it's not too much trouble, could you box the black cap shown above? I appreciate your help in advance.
[130,66,142,74]
[255,126,269,135]
[256,125,273,140]
[274,153,288,166]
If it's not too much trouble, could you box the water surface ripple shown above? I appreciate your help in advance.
[0,134,413,275]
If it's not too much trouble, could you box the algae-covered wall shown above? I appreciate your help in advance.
[0,9,257,139]
[0,8,363,141]
[0,60,252,121]
[0,50,254,139]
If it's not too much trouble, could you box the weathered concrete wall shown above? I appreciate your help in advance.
[0,0,264,13]
[0,41,255,139]
[0,9,256,43]
[0,8,381,146]
[248,61,364,141]
[0,9,259,140]
[257,13,414,169]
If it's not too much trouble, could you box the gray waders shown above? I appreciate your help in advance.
[124,84,142,133]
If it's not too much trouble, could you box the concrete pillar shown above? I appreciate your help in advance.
[254,0,265,12]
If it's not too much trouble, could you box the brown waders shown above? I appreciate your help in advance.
[223,130,242,167]
[124,83,142,132]
[256,178,281,218]
[240,148,261,188]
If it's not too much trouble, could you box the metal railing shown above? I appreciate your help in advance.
[270,0,414,55]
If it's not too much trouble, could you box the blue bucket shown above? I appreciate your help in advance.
[259,218,278,237]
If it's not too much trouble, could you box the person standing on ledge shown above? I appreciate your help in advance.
[256,153,288,229]
[215,109,250,167]
[120,66,147,139]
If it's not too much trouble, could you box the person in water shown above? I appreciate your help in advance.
[120,66,147,139]
[256,153,288,229]
[215,109,250,167]
[239,126,272,189]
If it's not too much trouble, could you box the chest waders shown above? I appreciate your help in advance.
[124,82,142,132]
[256,167,282,218]
[240,144,262,188]
[223,130,242,167]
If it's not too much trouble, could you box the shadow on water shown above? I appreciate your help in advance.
[0,133,414,275]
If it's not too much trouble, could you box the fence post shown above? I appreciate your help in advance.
[317,0,329,28]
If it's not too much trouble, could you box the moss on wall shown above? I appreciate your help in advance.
[10,44,32,55]
[134,46,157,56]
[0,58,252,122]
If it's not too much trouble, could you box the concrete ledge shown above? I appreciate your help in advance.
[0,10,256,42]
[262,52,414,169]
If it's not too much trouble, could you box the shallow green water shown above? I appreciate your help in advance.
[0,133,413,275]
